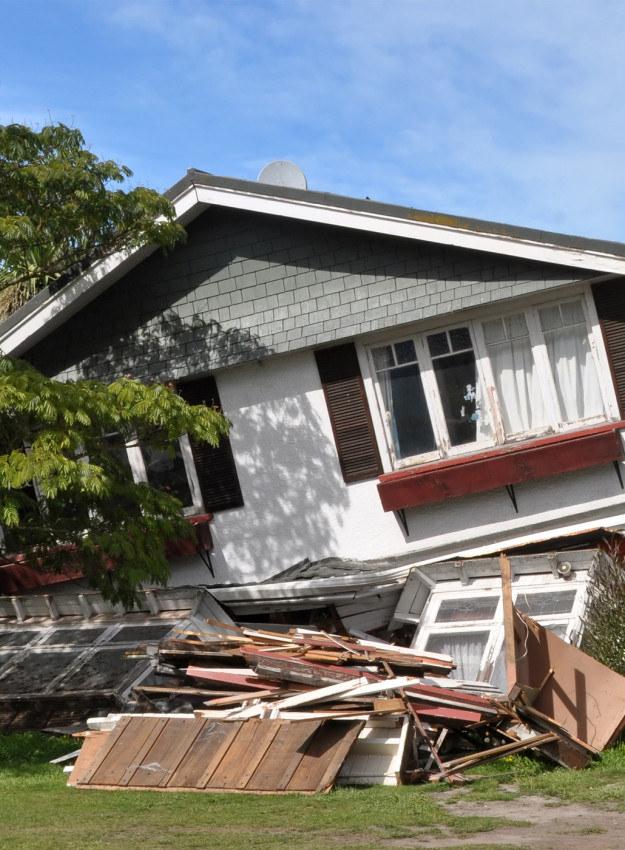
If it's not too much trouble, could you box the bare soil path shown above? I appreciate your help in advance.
[402,790,625,849]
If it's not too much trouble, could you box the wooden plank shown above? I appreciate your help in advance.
[205,718,264,789]
[433,731,559,778]
[169,719,242,788]
[66,731,110,786]
[115,717,170,787]
[70,715,365,794]
[158,718,211,788]
[118,717,203,789]
[500,553,517,697]
[378,424,623,511]
[287,719,365,792]
[276,720,324,791]
[231,721,282,790]
[74,715,133,786]
[513,608,625,751]
[247,720,321,792]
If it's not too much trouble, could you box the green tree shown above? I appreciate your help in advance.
[0,123,228,606]
[0,122,184,317]
[0,357,230,607]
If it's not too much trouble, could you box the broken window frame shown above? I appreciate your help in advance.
[367,291,616,469]
[411,571,590,687]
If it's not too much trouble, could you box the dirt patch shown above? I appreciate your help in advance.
[400,792,625,849]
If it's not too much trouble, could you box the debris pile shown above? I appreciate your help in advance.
[67,588,625,792]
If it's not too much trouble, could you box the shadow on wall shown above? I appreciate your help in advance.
[78,310,274,382]
[210,357,351,583]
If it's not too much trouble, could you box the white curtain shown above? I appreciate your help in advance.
[377,369,401,458]
[425,631,490,682]
[544,325,603,421]
[487,336,548,435]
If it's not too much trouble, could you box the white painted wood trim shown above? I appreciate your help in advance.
[193,185,625,274]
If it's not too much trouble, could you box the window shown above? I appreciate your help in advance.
[370,296,610,467]
[106,376,246,516]
[413,574,589,689]
[124,435,205,517]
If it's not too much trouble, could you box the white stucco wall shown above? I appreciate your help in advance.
[168,348,625,587]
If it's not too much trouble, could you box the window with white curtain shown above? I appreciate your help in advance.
[413,575,588,687]
[370,295,609,467]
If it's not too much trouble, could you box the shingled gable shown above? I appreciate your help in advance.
[3,167,625,358]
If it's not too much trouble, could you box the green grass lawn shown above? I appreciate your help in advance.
[2,733,625,850]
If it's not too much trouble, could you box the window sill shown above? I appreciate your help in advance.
[164,513,213,558]
[377,423,625,512]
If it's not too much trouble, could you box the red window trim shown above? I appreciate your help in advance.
[165,513,214,558]
[377,423,625,512]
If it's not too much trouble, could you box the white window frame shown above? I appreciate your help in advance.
[367,290,618,470]
[412,572,589,687]
[125,434,205,517]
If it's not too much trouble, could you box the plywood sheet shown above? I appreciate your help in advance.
[513,608,625,751]
[71,715,364,794]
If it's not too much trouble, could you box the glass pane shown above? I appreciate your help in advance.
[514,589,577,617]
[490,648,506,692]
[539,305,563,331]
[395,339,417,365]
[561,300,585,325]
[435,595,499,623]
[483,318,506,345]
[372,345,394,371]
[427,332,449,358]
[425,631,491,681]
[449,326,472,351]
[41,628,108,646]
[376,362,437,459]
[0,631,41,648]
[545,624,568,638]
[141,441,193,507]
[486,335,548,434]
[504,313,529,339]
[433,349,480,446]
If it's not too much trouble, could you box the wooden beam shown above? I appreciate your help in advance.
[500,553,517,698]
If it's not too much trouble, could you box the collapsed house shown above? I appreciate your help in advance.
[1,546,625,789]
[2,166,625,784]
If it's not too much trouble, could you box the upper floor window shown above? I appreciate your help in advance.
[370,296,611,467]
[127,435,205,517]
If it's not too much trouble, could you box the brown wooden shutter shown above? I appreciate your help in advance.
[177,376,244,512]
[592,278,625,416]
[315,343,383,483]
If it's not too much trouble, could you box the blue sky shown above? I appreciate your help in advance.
[3,0,625,241]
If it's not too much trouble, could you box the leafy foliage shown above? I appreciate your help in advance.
[0,123,184,316]
[581,546,625,676]
[0,356,230,607]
